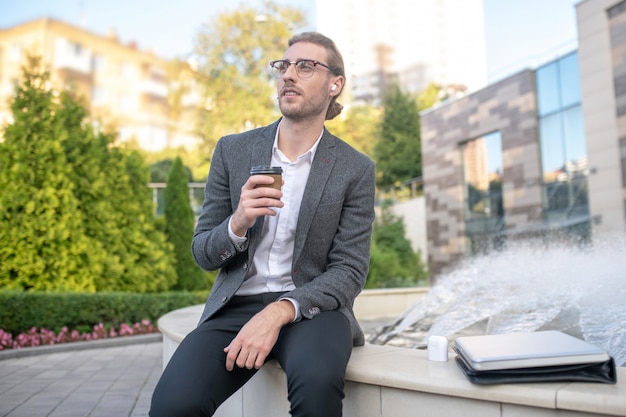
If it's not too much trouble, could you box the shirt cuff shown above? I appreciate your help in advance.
[227,217,248,251]
[279,297,302,322]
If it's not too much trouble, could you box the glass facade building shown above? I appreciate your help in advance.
[420,0,626,277]
[422,49,593,272]
[536,52,590,233]
[457,52,589,256]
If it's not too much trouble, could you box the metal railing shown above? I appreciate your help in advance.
[147,182,206,217]
[376,177,423,203]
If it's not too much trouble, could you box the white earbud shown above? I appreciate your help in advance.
[331,85,337,92]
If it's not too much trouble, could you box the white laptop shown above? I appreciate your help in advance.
[453,330,610,371]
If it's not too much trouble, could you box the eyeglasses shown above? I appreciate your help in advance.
[269,59,333,79]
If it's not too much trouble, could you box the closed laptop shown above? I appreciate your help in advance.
[453,330,610,371]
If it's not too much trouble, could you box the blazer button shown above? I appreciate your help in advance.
[243,262,248,270]
[221,296,228,303]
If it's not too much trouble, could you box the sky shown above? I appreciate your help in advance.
[0,0,579,84]
[483,0,579,83]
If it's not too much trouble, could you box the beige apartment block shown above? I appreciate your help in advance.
[0,18,199,151]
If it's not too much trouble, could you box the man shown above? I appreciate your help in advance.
[150,31,376,417]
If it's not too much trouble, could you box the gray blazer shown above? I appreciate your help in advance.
[191,119,376,346]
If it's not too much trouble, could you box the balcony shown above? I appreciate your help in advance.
[53,38,92,74]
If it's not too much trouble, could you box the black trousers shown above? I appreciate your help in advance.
[149,293,353,417]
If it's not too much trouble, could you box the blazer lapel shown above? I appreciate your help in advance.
[292,131,336,263]
[247,121,279,251]
[249,123,276,168]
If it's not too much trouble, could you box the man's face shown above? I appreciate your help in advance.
[276,42,334,121]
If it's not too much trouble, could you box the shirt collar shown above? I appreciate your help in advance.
[273,120,323,163]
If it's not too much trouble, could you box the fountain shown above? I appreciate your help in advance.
[369,237,626,367]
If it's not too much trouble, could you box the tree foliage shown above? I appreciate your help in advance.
[0,58,98,291]
[191,1,306,161]
[164,157,210,290]
[0,56,176,292]
[417,82,444,112]
[366,202,428,288]
[373,84,422,187]
[325,105,381,158]
[150,158,193,183]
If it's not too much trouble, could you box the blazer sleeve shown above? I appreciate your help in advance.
[191,138,246,271]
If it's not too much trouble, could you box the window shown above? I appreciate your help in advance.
[9,43,21,61]
[537,52,586,182]
[91,55,106,72]
[536,62,559,116]
[461,131,504,250]
[559,53,581,108]
[563,106,585,171]
[72,42,83,56]
[536,52,589,228]
[539,113,565,181]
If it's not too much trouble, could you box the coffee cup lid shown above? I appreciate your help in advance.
[250,165,283,175]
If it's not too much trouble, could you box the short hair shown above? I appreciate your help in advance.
[288,32,344,120]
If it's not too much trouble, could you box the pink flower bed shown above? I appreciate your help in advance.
[0,320,157,350]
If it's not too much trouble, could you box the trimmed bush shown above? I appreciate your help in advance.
[366,201,429,288]
[0,291,208,335]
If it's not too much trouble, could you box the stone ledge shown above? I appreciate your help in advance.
[352,287,429,319]
[347,344,626,417]
[158,293,626,417]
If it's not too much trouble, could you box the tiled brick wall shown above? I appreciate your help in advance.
[421,70,543,278]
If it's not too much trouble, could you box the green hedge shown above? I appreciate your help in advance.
[0,291,209,335]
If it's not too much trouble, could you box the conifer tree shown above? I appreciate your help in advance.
[164,157,207,290]
[374,84,422,187]
[0,57,100,291]
[0,56,177,292]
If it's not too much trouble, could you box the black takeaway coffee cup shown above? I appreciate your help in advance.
[250,166,282,190]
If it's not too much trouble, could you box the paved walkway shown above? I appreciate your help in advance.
[0,335,163,417]
[0,318,391,417]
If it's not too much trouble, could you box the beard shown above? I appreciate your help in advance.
[279,89,329,121]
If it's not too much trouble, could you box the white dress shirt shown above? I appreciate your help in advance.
[228,122,323,319]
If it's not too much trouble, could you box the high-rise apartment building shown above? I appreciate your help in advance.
[315,0,487,104]
[0,18,198,152]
